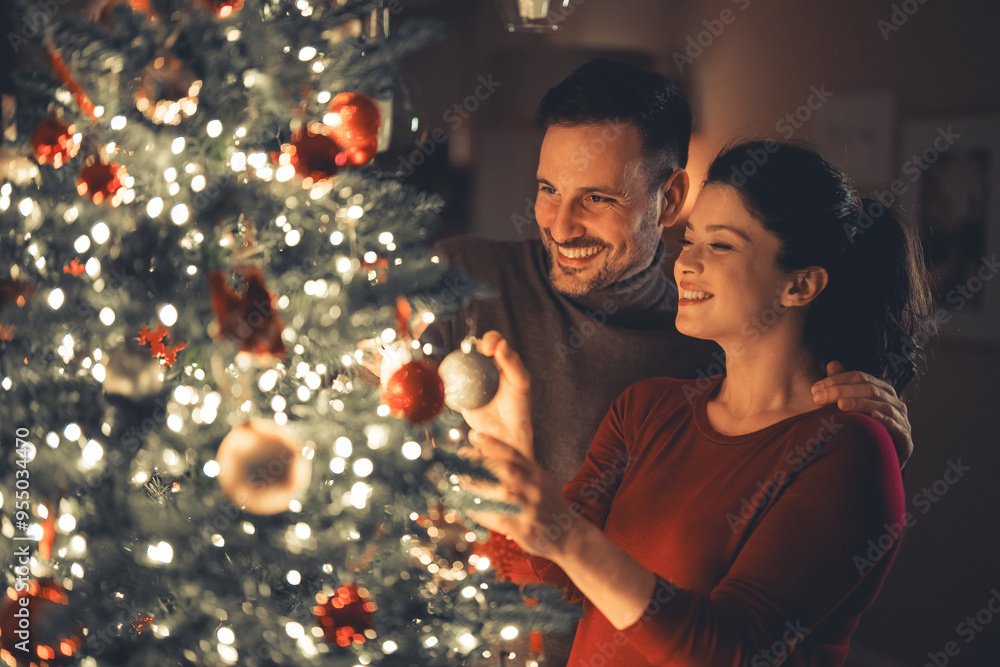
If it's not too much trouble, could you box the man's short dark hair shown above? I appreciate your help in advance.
[535,58,692,188]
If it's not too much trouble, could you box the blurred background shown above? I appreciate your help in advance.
[388,1,1000,665]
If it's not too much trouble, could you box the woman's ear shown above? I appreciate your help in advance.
[781,266,828,307]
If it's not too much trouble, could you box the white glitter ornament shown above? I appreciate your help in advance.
[438,340,500,411]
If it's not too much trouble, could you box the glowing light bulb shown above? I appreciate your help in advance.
[91,221,110,243]
[147,197,164,217]
[170,203,189,225]
[159,304,178,326]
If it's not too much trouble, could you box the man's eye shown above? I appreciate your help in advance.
[537,184,555,195]
[586,194,613,204]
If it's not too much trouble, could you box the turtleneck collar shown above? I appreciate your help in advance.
[534,240,677,330]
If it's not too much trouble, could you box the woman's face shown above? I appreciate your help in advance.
[674,185,794,347]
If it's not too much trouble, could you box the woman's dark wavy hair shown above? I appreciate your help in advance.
[705,141,935,394]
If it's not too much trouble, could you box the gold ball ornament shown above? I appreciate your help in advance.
[216,420,312,515]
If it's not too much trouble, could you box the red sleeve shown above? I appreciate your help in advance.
[516,384,640,601]
[624,415,906,665]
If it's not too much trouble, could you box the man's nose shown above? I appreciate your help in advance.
[547,200,586,243]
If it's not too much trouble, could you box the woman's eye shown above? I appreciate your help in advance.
[678,238,692,247]
[709,242,732,250]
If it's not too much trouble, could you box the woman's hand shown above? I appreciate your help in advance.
[463,430,579,559]
[463,432,659,630]
[460,331,534,459]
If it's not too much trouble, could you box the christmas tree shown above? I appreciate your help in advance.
[0,1,579,665]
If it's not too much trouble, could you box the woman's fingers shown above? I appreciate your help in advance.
[468,430,529,464]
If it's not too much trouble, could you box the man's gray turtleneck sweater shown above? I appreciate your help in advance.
[429,235,721,487]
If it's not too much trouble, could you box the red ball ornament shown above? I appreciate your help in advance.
[31,115,80,168]
[383,359,445,424]
[76,156,129,206]
[215,420,312,515]
[283,126,345,187]
[313,584,376,647]
[326,93,381,166]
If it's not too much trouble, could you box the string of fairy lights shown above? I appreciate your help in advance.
[0,1,561,664]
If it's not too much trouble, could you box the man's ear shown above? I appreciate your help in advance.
[781,266,829,307]
[658,169,690,228]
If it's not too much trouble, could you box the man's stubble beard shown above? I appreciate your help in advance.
[544,212,662,298]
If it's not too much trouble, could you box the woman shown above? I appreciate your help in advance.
[462,141,934,665]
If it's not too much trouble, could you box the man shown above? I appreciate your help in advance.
[426,59,913,665]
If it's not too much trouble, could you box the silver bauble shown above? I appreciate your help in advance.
[438,348,500,411]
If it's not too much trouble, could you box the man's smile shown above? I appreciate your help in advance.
[556,245,606,262]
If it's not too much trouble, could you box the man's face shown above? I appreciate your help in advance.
[535,123,664,296]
